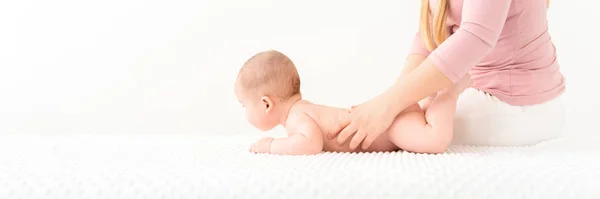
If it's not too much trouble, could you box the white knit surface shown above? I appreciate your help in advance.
[1,134,599,199]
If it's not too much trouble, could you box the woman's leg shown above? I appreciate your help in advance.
[385,76,471,153]
[451,89,566,146]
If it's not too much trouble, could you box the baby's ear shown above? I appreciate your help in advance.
[260,96,274,112]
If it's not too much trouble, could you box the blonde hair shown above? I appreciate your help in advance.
[419,0,449,52]
[237,50,301,100]
[419,0,551,52]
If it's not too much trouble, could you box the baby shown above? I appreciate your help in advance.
[235,50,470,155]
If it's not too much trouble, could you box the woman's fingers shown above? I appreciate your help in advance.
[337,122,358,145]
[328,111,352,139]
[361,131,379,150]
[349,129,367,150]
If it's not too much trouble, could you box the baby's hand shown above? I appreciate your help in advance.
[249,137,274,153]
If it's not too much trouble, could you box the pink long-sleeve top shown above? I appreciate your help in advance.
[410,0,565,106]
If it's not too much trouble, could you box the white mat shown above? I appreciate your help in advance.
[1,134,599,199]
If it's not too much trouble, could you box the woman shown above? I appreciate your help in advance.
[330,0,566,150]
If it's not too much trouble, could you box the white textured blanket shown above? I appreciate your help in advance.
[1,134,599,199]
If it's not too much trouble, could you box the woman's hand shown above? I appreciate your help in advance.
[330,93,401,150]
[329,55,453,150]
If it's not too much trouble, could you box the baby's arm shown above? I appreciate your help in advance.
[252,113,323,155]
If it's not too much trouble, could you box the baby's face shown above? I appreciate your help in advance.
[235,83,276,131]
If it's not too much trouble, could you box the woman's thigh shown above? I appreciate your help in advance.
[451,88,566,146]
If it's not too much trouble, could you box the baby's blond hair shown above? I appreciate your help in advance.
[236,50,301,100]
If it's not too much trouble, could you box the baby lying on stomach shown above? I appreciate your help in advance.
[235,50,470,155]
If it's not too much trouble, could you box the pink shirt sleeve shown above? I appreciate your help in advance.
[408,31,431,57]
[428,0,512,83]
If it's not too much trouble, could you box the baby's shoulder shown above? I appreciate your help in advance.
[285,102,319,126]
[286,105,313,123]
[291,100,329,118]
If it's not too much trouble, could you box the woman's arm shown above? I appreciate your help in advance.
[385,0,513,114]
[333,0,513,150]
[349,33,427,109]
[385,59,453,113]
[349,54,426,110]
[400,31,430,76]
[400,54,427,77]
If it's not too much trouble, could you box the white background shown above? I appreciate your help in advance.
[0,0,598,136]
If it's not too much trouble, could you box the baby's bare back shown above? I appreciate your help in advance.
[294,101,399,153]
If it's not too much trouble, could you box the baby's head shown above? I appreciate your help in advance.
[235,50,301,131]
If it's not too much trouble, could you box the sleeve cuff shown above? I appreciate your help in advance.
[429,51,461,83]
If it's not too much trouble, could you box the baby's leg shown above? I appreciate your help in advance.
[385,76,471,153]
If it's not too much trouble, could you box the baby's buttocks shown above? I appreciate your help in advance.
[316,107,399,153]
